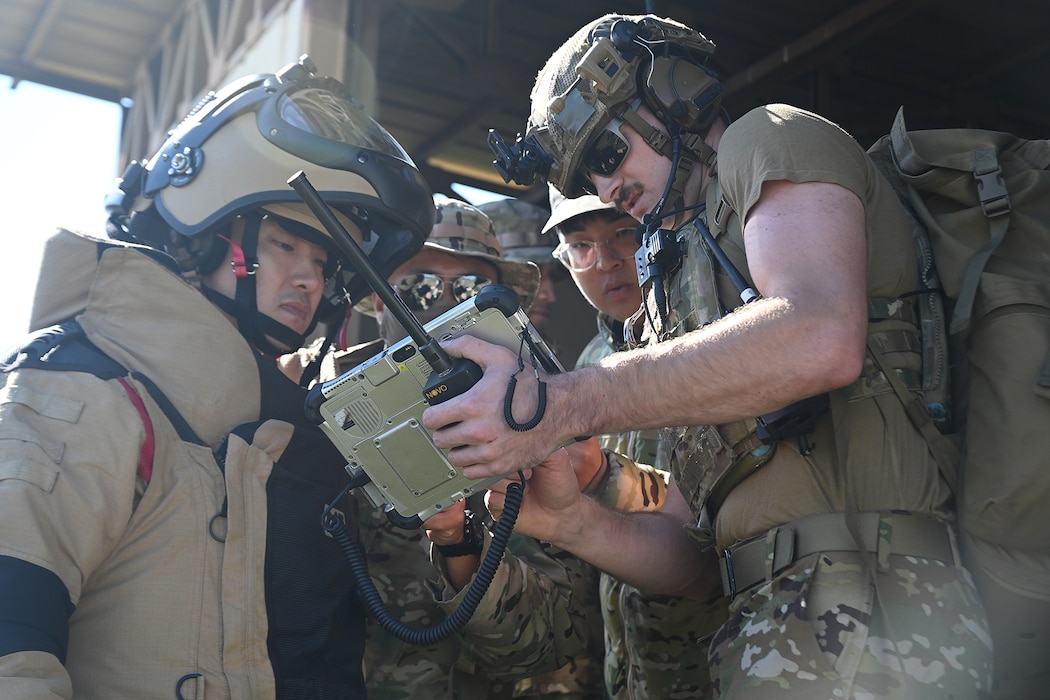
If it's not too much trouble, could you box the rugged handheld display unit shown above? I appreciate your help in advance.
[291,172,563,526]
[308,285,561,525]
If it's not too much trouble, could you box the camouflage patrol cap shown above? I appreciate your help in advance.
[356,197,540,315]
[477,198,557,264]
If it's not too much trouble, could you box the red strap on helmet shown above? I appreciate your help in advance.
[216,234,256,278]
[336,305,354,350]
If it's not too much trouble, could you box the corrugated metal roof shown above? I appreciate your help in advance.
[1,0,182,100]
[2,0,1048,197]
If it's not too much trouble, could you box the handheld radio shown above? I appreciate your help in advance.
[290,172,564,528]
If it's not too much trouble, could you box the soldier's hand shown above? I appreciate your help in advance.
[486,448,583,544]
[423,500,467,546]
[422,335,564,479]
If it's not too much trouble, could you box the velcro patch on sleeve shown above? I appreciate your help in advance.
[4,385,84,424]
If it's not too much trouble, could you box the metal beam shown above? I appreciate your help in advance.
[0,59,123,102]
[413,96,496,161]
[19,0,67,64]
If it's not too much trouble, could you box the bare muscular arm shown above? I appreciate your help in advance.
[424,180,868,480]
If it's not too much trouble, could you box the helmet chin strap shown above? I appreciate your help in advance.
[205,213,311,358]
[660,154,695,224]
[661,130,718,226]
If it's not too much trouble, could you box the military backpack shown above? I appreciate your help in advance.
[866,107,1050,691]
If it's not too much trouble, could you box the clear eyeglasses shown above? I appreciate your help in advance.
[552,227,638,271]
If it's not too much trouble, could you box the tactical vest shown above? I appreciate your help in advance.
[657,173,930,547]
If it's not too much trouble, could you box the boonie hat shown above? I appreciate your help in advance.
[356,197,540,315]
[478,198,557,264]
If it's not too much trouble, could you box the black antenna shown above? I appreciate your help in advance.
[288,171,453,376]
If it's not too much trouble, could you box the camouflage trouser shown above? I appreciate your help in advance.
[709,551,994,699]
[510,654,605,699]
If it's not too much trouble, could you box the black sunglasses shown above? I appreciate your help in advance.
[580,119,631,188]
[393,273,493,312]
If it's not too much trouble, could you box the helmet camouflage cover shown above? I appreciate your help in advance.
[355,197,541,315]
[477,198,557,264]
[522,14,721,197]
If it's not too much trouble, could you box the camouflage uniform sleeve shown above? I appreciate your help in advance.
[429,531,595,680]
[588,451,728,700]
[502,535,606,699]
[591,450,670,513]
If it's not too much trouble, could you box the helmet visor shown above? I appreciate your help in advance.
[258,84,417,170]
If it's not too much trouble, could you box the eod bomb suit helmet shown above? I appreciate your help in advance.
[108,55,434,354]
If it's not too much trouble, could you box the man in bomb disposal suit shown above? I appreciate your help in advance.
[0,57,435,698]
[423,14,994,700]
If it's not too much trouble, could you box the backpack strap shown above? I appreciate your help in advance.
[3,321,125,378]
[888,112,1013,338]
[948,148,1011,336]
[865,337,960,494]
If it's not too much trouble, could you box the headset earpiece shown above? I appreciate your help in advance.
[643,55,724,133]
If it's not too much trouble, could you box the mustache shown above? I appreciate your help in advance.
[616,182,642,211]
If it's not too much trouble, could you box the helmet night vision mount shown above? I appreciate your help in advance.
[489,14,725,198]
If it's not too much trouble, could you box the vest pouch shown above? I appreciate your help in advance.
[670,424,735,521]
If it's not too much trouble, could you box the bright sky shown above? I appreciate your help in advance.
[0,78,122,352]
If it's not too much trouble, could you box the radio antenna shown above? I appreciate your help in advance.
[288,171,453,376]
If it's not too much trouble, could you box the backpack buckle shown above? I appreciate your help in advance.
[972,150,1010,218]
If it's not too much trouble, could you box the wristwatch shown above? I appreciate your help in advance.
[435,509,484,558]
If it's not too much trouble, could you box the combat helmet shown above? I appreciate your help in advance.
[489,14,724,210]
[107,55,434,356]
[477,198,557,265]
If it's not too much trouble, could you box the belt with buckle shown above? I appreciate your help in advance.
[719,511,955,597]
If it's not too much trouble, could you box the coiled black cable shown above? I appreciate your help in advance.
[503,334,547,431]
[323,472,526,646]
